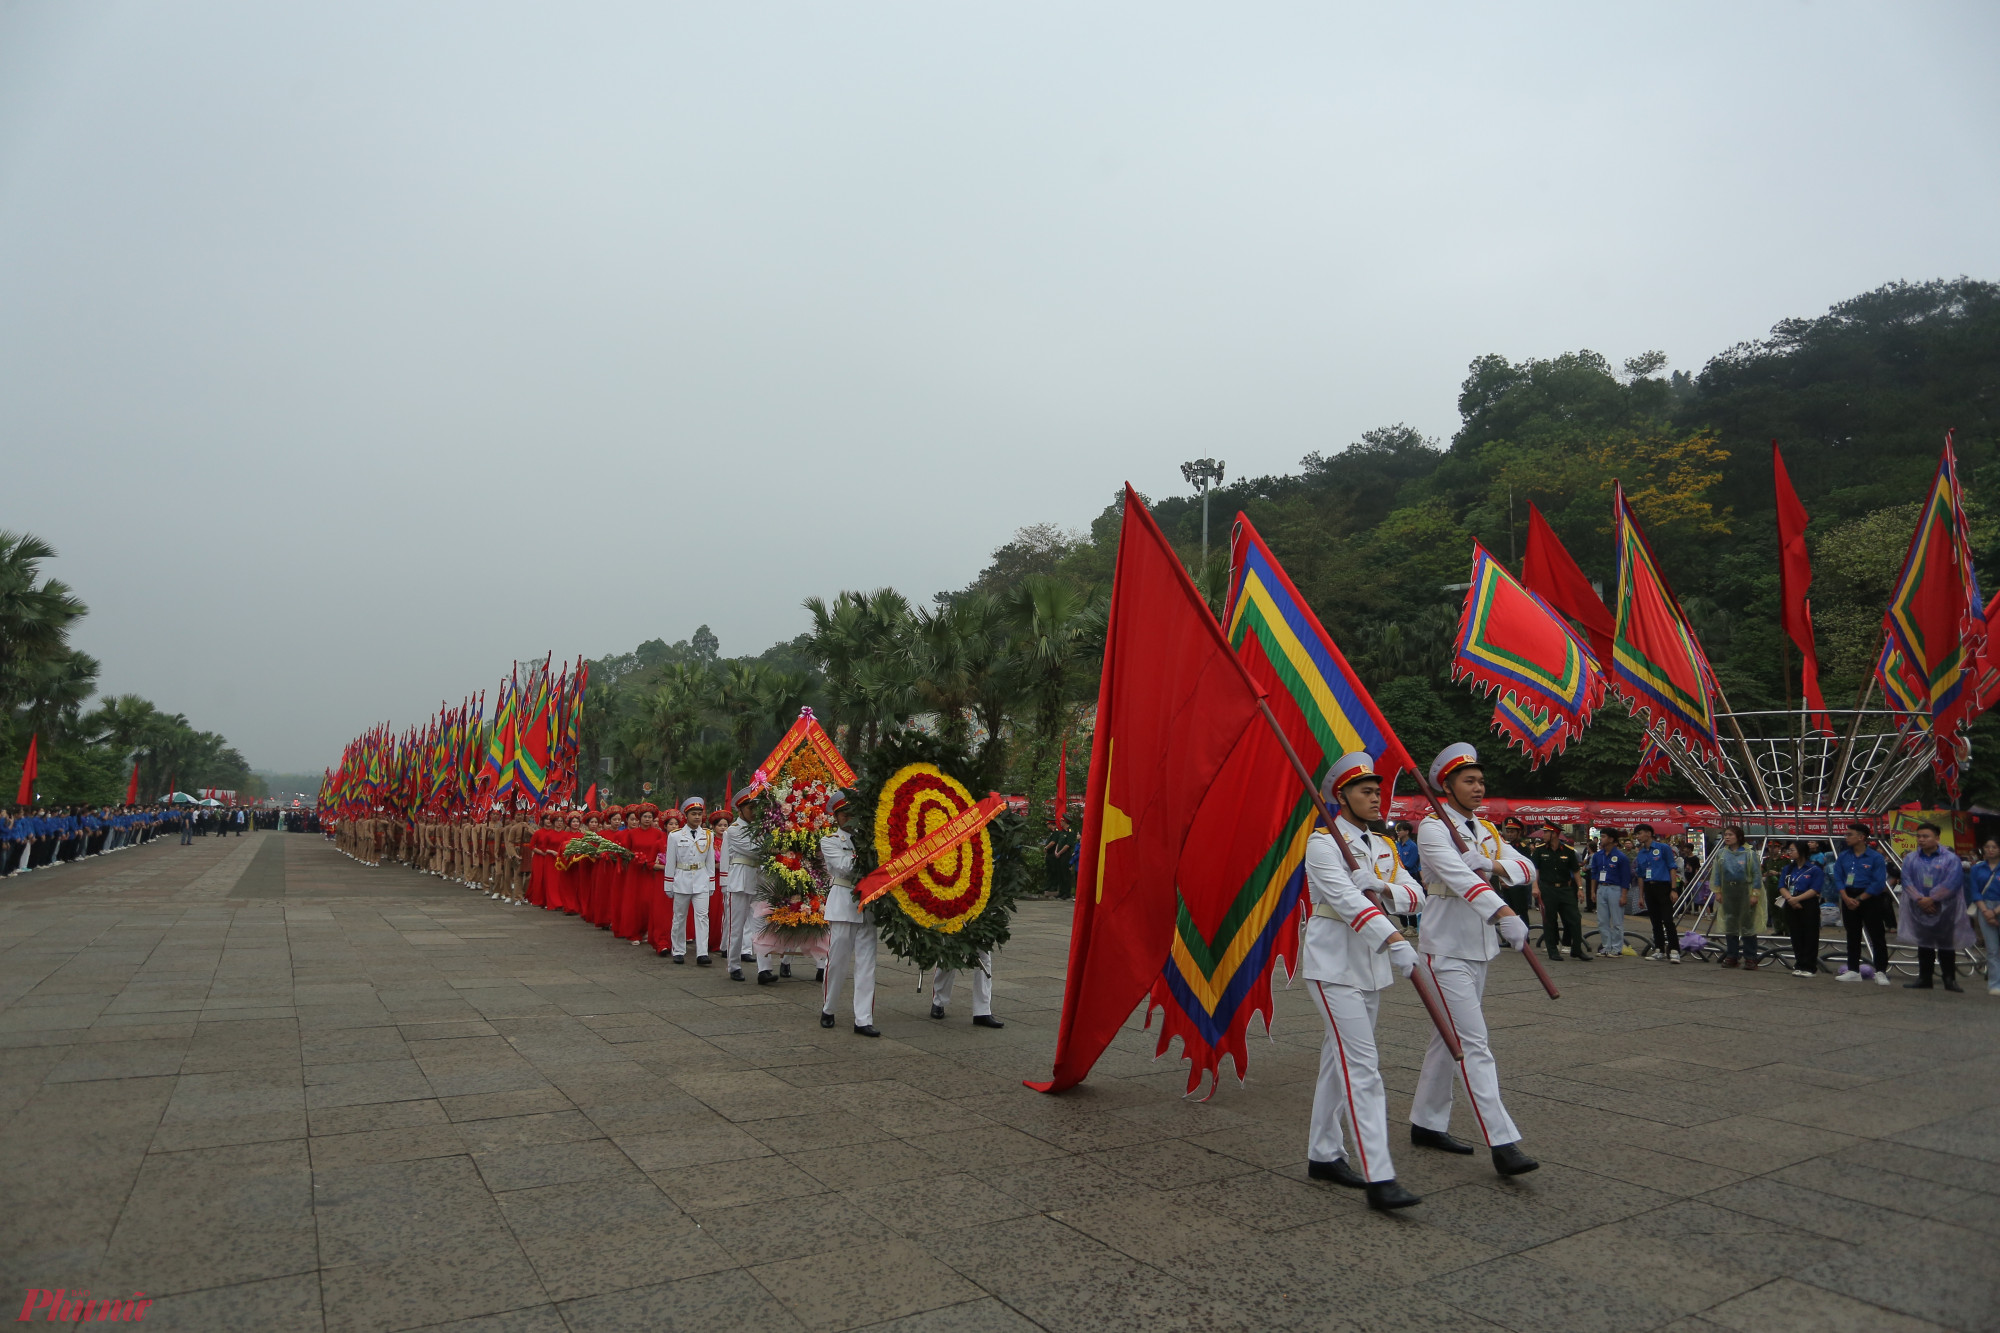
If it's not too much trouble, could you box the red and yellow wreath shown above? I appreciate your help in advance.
[871,763,993,933]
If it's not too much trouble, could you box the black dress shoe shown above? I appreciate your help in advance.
[740,952,755,964]
[1904,980,1933,989]
[1944,977,1964,993]
[779,962,792,977]
[1570,951,1592,962]
[757,970,776,985]
[815,967,825,983]
[853,1024,881,1038]
[972,1014,1005,1029]
[671,953,685,964]
[1492,1143,1540,1176]
[930,1003,946,1019]
[1307,1158,1366,1188]
[1366,1179,1422,1210]
[819,1012,835,1028]
[1411,1126,1475,1155]
[728,969,744,981]
[695,954,711,967]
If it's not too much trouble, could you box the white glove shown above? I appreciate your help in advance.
[1497,914,1529,952]
[1387,938,1419,978]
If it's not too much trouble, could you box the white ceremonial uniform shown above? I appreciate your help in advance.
[721,817,760,964]
[820,829,876,1026]
[1302,816,1426,1182]
[932,952,993,1017]
[1411,807,1535,1147]
[664,825,713,958]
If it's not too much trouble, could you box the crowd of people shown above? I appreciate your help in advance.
[331,789,1004,1035]
[1379,812,1998,997]
[1,805,173,875]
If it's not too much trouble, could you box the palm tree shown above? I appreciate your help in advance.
[718,661,769,758]
[806,588,912,750]
[0,532,87,686]
[1005,575,1102,791]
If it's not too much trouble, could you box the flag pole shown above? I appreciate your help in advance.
[1828,624,1888,816]
[1251,699,1463,1061]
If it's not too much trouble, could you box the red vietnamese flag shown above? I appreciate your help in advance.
[1772,442,1832,731]
[15,734,37,806]
[124,762,140,806]
[1027,487,1268,1095]
[1523,503,1615,667]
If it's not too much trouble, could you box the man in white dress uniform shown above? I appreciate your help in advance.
[1410,743,1540,1176]
[818,793,880,1036]
[1301,752,1426,1210]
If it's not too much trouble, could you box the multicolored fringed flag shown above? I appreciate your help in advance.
[1143,513,1410,1097]
[1609,484,1722,777]
[1492,694,1573,766]
[1876,434,1988,795]
[1452,541,1605,764]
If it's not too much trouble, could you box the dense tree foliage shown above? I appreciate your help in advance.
[0,532,258,804]
[586,278,2000,809]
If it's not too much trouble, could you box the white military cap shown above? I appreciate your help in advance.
[1319,752,1379,804]
[1428,742,1480,789]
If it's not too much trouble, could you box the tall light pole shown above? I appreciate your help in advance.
[1180,457,1226,595]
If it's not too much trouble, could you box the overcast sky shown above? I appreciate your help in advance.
[3,1,1996,773]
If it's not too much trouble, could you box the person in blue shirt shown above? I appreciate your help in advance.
[1588,828,1633,957]
[1776,840,1828,975]
[1970,836,2000,998]
[1392,820,1422,928]
[1630,824,1682,962]
[1833,822,1891,986]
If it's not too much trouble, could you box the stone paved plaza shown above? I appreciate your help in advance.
[2,831,1997,1332]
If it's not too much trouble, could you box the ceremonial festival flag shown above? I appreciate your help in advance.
[1875,434,1988,794]
[1451,540,1605,765]
[124,761,140,806]
[1141,513,1410,1096]
[1028,487,1269,1095]
[1494,693,1573,766]
[1609,484,1722,776]
[1772,443,1832,732]
[15,734,36,806]
[1522,502,1615,666]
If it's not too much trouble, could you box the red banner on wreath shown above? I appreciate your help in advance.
[857,792,1008,907]
[755,708,858,788]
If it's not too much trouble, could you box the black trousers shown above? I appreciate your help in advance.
[1644,882,1677,952]
[1917,947,1958,981]
[1788,904,1822,972]
[1844,895,1890,971]
[1542,886,1584,957]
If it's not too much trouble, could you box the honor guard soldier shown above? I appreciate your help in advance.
[930,953,1003,1028]
[663,797,713,964]
[721,787,762,981]
[1412,743,1540,1176]
[1302,752,1426,1211]
[818,792,879,1036]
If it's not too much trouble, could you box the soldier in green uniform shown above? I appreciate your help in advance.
[1529,822,1587,962]
[1498,818,1536,920]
